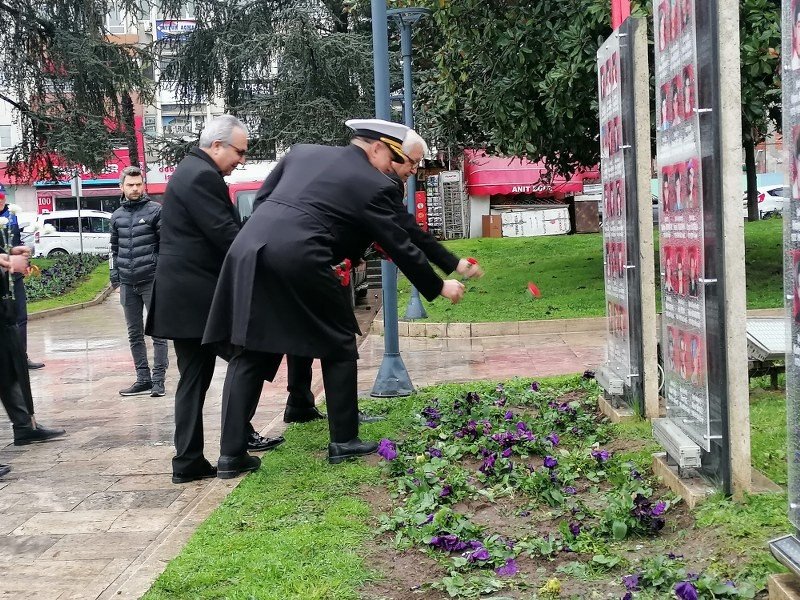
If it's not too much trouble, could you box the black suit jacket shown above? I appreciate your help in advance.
[146,148,241,340]
[203,144,445,361]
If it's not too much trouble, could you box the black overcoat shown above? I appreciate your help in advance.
[145,148,241,340]
[202,144,445,361]
[0,269,33,412]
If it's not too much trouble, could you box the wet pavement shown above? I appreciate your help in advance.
[0,294,604,599]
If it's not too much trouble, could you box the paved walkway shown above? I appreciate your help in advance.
[0,295,605,599]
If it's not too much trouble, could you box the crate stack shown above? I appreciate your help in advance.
[425,174,444,238]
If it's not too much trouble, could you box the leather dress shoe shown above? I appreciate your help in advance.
[358,411,385,424]
[247,432,286,452]
[0,464,10,479]
[283,405,327,423]
[328,437,379,464]
[13,423,66,446]
[27,358,45,370]
[217,453,261,479]
[172,461,217,484]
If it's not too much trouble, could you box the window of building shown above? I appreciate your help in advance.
[0,125,12,149]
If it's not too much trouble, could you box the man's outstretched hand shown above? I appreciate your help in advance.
[440,279,466,304]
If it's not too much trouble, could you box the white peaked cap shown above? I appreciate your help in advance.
[345,118,410,145]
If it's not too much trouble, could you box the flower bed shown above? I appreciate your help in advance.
[367,376,764,599]
[24,254,105,302]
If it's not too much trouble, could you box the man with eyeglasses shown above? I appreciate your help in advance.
[282,127,481,426]
[203,118,477,476]
[146,115,284,484]
[110,165,169,398]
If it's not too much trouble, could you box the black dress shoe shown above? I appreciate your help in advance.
[247,432,286,452]
[27,358,45,370]
[283,405,327,423]
[172,463,217,484]
[217,453,261,479]
[358,411,385,424]
[13,423,66,446]
[328,437,379,464]
[0,464,10,478]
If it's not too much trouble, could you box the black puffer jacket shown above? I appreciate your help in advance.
[110,196,161,286]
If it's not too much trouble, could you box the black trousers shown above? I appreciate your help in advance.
[172,338,217,473]
[286,355,315,409]
[220,351,358,457]
[13,275,27,353]
[0,326,34,430]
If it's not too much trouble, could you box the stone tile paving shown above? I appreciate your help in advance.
[0,294,604,599]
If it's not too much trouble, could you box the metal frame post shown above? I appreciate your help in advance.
[391,8,431,321]
[370,0,414,397]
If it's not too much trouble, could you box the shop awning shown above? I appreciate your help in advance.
[463,150,599,199]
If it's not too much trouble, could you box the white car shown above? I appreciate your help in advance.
[742,184,789,219]
[25,210,112,257]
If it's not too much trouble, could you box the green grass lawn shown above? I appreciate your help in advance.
[27,262,110,313]
[749,376,788,486]
[397,219,784,322]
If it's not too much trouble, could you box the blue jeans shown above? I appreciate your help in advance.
[120,281,168,384]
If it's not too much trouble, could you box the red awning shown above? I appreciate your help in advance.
[463,150,599,199]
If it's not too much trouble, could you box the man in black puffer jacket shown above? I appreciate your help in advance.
[110,166,169,398]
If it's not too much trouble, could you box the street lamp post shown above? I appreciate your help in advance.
[389,7,431,322]
[370,0,414,397]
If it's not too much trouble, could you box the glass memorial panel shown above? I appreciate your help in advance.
[598,33,632,390]
[783,0,800,528]
[654,0,712,451]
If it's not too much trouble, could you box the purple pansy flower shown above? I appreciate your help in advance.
[543,455,558,469]
[622,594,633,600]
[674,581,698,600]
[440,485,453,498]
[564,486,577,495]
[504,410,514,421]
[429,534,468,552]
[465,543,490,562]
[652,501,667,516]
[480,453,497,475]
[530,381,540,392]
[569,522,581,536]
[428,447,442,458]
[377,438,397,460]
[502,448,513,458]
[423,514,434,524]
[495,558,518,577]
[546,432,560,446]
[622,573,640,591]
[591,449,611,463]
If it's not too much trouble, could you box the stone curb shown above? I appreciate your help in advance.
[28,283,114,321]
[370,307,785,338]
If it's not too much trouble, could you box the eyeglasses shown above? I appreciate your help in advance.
[224,142,248,157]
[405,156,423,169]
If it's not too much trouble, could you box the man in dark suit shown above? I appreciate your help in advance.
[0,247,65,463]
[0,188,45,369]
[145,115,283,484]
[203,119,467,475]
[281,128,482,425]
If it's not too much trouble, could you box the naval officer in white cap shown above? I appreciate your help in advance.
[203,118,467,475]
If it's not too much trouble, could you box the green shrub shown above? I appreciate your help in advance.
[24,253,105,302]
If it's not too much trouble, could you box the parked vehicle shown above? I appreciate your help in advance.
[742,184,789,219]
[26,210,113,257]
